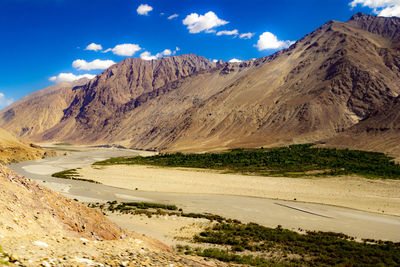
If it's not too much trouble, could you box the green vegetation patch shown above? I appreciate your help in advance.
[90,201,240,222]
[51,169,100,184]
[115,201,178,211]
[185,223,400,266]
[176,245,274,267]
[88,200,400,266]
[93,144,400,179]
[53,142,72,146]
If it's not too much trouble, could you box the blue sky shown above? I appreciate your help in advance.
[0,0,398,107]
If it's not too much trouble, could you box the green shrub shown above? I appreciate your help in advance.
[93,144,400,179]
[193,222,400,266]
[51,169,100,183]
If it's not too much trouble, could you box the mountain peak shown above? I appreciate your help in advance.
[347,12,400,41]
[3,14,400,154]
[349,12,372,21]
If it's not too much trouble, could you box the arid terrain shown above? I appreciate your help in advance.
[79,164,400,216]
[1,11,400,266]
[0,127,54,164]
[0,163,228,266]
[8,145,400,243]
[2,14,400,155]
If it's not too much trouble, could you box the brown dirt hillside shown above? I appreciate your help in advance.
[1,13,400,154]
[0,128,53,164]
[158,15,400,152]
[320,14,400,156]
[0,55,215,144]
[0,79,89,140]
[0,165,213,266]
[325,95,400,157]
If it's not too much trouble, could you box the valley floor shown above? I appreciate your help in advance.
[79,164,400,217]
[10,145,400,243]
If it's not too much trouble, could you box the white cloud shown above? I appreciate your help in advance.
[157,49,172,57]
[216,29,238,36]
[239,32,255,39]
[255,32,294,51]
[140,51,157,60]
[104,43,141,56]
[379,5,400,16]
[173,47,180,55]
[0,92,14,108]
[72,59,115,71]
[228,58,242,63]
[168,14,179,20]
[140,49,173,61]
[49,73,95,83]
[85,43,102,51]
[212,59,218,63]
[182,11,228,34]
[137,4,153,15]
[350,0,400,17]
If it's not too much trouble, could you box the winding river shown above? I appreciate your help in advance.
[10,146,400,242]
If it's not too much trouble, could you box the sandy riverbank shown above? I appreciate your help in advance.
[79,165,400,216]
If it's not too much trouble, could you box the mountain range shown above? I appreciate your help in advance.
[2,13,400,155]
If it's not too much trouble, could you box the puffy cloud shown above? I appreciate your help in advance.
[85,43,102,51]
[212,59,218,63]
[104,43,141,56]
[140,49,173,61]
[182,11,228,34]
[168,14,179,20]
[137,4,153,15]
[239,32,255,39]
[255,32,294,51]
[0,93,14,108]
[157,49,172,57]
[140,51,157,60]
[379,5,400,16]
[49,73,95,83]
[228,58,242,63]
[72,59,115,71]
[216,29,238,36]
[350,0,400,17]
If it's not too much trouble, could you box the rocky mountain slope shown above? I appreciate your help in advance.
[325,94,400,156]
[0,165,214,266]
[0,127,53,164]
[0,79,89,140]
[2,13,400,154]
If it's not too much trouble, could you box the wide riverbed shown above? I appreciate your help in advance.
[10,145,400,242]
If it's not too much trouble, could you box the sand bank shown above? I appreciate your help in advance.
[79,165,400,216]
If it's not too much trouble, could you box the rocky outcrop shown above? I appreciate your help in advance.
[0,128,54,164]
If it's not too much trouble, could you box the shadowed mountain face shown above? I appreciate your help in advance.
[348,12,400,42]
[2,13,400,153]
[325,95,400,156]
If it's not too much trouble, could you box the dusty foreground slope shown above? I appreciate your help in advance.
[0,128,53,164]
[0,165,212,266]
[2,13,400,154]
